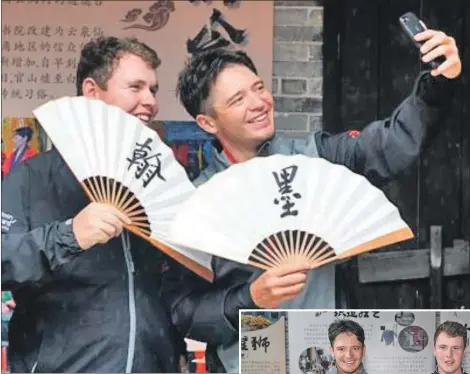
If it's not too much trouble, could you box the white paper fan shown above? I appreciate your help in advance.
[169,154,414,271]
[33,96,213,281]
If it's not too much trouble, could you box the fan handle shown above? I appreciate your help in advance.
[79,181,214,283]
[125,224,214,283]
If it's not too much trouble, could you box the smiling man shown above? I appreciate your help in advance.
[163,26,462,372]
[432,321,468,374]
[327,320,367,374]
[1,36,189,373]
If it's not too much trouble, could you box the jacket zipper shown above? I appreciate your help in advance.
[30,361,38,373]
[29,234,136,374]
[121,231,136,373]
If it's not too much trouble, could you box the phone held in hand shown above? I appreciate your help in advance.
[399,11,445,70]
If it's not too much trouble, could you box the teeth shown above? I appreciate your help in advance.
[136,115,150,122]
[250,113,267,123]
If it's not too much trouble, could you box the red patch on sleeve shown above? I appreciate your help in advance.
[348,130,360,138]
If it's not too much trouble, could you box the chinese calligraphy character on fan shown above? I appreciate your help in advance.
[273,165,302,218]
[127,138,166,187]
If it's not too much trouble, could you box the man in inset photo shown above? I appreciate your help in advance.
[328,319,368,374]
[433,321,468,374]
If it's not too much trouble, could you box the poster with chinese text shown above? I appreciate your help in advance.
[240,311,287,374]
[287,310,436,374]
[1,0,273,121]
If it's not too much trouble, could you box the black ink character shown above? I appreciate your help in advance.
[212,8,244,43]
[122,0,175,31]
[241,336,248,351]
[186,8,247,55]
[251,336,270,353]
[273,165,302,218]
[127,138,166,187]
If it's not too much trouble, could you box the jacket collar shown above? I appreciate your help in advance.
[434,365,467,374]
[214,136,275,167]
[328,363,368,374]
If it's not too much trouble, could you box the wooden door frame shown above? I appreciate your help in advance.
[322,0,470,308]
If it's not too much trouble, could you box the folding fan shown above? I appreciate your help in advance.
[33,96,213,281]
[168,155,414,271]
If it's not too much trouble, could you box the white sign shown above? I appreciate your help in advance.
[287,310,436,374]
[241,313,287,374]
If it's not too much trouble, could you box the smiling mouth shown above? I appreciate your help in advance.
[248,112,269,124]
[135,114,152,124]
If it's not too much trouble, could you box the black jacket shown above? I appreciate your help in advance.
[1,150,185,373]
[162,72,458,372]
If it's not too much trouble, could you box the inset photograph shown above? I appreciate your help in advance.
[240,310,470,374]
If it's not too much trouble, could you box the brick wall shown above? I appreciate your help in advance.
[272,0,324,136]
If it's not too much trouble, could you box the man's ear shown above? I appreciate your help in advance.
[81,77,101,98]
[195,114,217,135]
[362,344,366,358]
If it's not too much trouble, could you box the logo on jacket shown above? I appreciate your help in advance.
[348,130,361,138]
[1,211,17,232]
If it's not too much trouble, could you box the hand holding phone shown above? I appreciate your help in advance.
[399,12,446,70]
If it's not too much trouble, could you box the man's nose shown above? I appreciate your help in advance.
[141,89,158,110]
[247,91,265,110]
[445,348,454,358]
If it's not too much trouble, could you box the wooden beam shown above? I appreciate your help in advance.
[463,0,470,257]
[357,240,469,283]
[429,226,443,308]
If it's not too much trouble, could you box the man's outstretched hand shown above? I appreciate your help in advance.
[415,29,461,79]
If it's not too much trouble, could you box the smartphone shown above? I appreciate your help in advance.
[399,11,445,69]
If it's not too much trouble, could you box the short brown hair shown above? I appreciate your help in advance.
[434,321,467,347]
[76,36,161,95]
[328,319,365,346]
